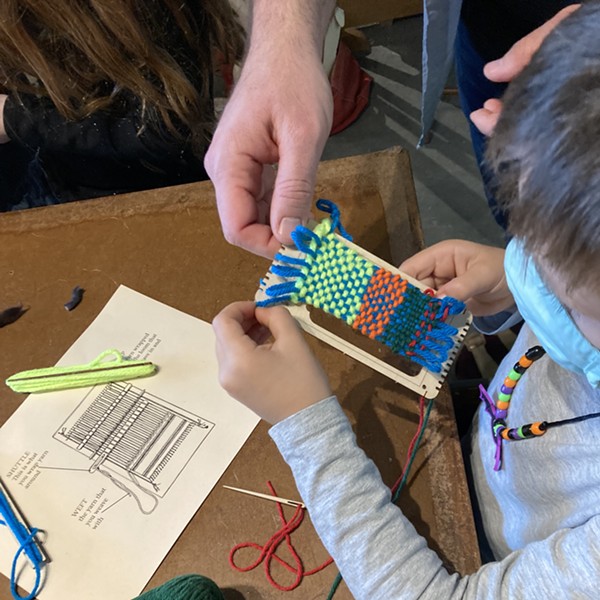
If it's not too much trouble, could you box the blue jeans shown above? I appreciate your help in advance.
[455,20,508,231]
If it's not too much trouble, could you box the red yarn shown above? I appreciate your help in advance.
[391,395,427,496]
[230,396,428,591]
[228,481,333,591]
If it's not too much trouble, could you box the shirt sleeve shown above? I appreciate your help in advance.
[3,92,192,162]
[269,396,600,600]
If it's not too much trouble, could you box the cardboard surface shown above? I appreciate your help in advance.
[0,148,480,599]
[338,0,422,28]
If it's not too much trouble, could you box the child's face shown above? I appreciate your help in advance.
[537,259,600,349]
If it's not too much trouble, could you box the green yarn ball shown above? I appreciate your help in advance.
[134,574,224,600]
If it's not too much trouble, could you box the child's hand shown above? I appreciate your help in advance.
[400,240,514,316]
[212,301,332,424]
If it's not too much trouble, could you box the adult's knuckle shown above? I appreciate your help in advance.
[276,178,313,207]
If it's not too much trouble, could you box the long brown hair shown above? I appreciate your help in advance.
[0,0,244,144]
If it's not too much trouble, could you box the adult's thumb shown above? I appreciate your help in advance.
[270,149,319,245]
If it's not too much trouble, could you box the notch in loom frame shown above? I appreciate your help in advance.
[256,232,472,399]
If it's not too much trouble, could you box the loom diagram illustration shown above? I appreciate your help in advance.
[54,381,214,513]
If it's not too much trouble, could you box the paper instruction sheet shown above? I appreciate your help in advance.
[0,286,259,599]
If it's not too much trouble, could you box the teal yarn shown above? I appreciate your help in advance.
[133,575,224,600]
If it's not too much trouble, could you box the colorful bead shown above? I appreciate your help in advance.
[501,422,547,440]
[530,422,547,436]
[493,420,506,436]
[526,346,546,361]
[482,346,549,471]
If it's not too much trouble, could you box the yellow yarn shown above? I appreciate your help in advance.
[6,349,157,393]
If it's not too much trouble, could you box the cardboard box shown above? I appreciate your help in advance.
[339,0,422,28]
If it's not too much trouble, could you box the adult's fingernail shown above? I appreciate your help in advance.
[278,217,301,240]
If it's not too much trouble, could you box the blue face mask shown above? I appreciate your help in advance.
[504,239,600,388]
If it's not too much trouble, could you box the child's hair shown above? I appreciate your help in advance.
[486,1,600,292]
[0,0,244,145]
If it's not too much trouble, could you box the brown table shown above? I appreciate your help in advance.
[0,148,480,599]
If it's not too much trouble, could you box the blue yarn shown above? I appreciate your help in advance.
[431,323,459,341]
[290,226,320,256]
[435,297,465,318]
[270,265,304,278]
[257,295,293,307]
[257,205,348,307]
[273,253,307,267]
[263,281,298,298]
[0,489,44,600]
[315,199,352,241]
[10,529,42,600]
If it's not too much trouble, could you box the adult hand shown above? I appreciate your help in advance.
[0,94,10,144]
[205,2,335,258]
[470,4,580,136]
[399,240,513,316]
[213,301,332,424]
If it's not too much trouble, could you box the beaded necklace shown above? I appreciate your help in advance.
[479,345,600,471]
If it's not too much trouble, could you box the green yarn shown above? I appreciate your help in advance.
[133,575,224,600]
[6,349,157,393]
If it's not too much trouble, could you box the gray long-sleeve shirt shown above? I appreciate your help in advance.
[270,324,600,599]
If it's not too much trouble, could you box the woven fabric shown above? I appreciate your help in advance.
[292,224,375,324]
[257,200,465,373]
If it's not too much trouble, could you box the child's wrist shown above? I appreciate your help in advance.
[273,394,336,425]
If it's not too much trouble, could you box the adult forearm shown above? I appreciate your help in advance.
[250,0,336,59]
